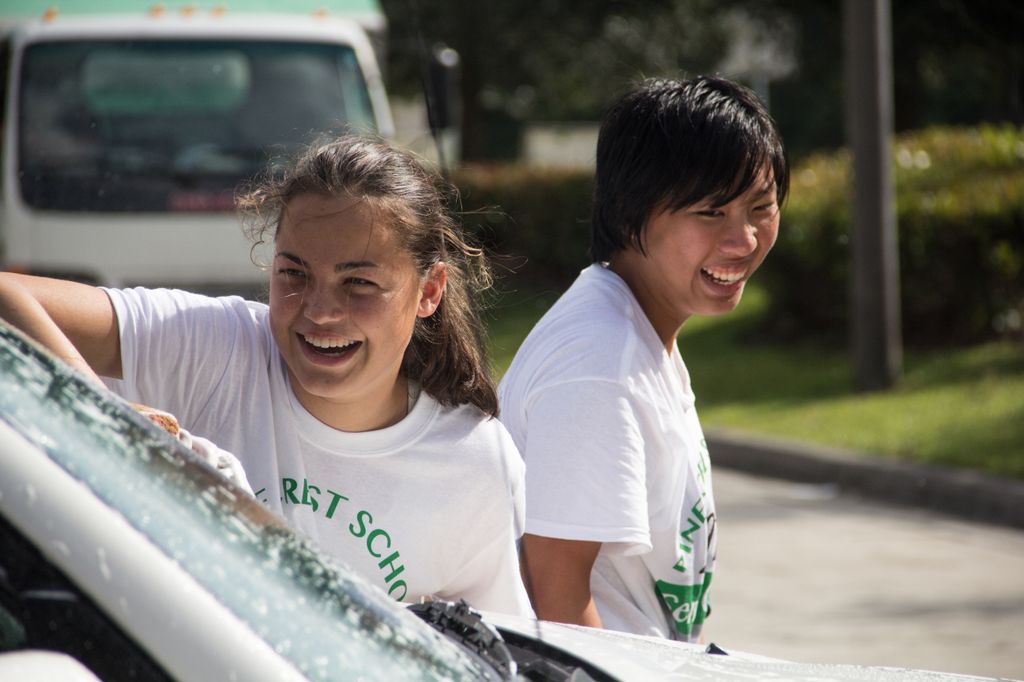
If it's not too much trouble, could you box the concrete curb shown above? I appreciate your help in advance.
[706,428,1024,530]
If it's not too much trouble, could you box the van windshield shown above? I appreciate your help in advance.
[18,39,377,213]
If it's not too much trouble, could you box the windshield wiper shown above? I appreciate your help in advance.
[408,599,616,682]
[408,600,516,680]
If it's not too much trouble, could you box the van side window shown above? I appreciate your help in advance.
[0,514,171,682]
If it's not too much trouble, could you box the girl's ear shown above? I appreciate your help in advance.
[417,262,447,318]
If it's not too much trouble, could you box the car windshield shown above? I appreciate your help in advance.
[17,39,377,212]
[0,323,492,681]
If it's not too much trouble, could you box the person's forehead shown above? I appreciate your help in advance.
[281,193,374,226]
[721,166,778,200]
[276,195,407,262]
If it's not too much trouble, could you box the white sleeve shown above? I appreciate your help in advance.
[521,379,651,556]
[103,287,252,427]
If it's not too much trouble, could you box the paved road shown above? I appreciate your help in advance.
[707,467,1024,680]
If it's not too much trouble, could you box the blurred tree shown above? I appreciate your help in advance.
[732,0,1023,157]
[380,0,732,160]
[381,0,1023,161]
[734,0,846,158]
[891,0,1023,130]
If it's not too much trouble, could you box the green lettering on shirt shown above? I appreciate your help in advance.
[324,489,349,519]
[273,477,411,601]
[655,572,713,636]
[281,477,300,504]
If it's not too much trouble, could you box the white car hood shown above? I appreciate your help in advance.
[482,611,1003,682]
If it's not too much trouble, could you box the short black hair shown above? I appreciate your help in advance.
[590,76,789,262]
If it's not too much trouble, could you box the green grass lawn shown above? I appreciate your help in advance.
[486,283,1024,480]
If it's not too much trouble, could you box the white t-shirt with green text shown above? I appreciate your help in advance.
[104,287,533,618]
[498,264,717,641]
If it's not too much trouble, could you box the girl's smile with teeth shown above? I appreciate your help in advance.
[700,267,745,285]
[297,331,362,363]
[301,334,359,351]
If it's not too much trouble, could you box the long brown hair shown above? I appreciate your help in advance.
[237,136,498,417]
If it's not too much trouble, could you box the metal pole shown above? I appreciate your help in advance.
[843,0,902,390]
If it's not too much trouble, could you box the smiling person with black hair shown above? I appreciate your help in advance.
[499,75,789,641]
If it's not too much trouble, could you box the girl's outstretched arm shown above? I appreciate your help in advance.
[0,273,122,384]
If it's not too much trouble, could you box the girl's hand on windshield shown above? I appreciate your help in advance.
[131,402,253,494]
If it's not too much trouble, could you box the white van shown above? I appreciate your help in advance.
[0,1,394,295]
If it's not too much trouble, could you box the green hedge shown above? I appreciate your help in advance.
[454,164,593,289]
[454,124,1024,345]
[760,124,1024,345]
